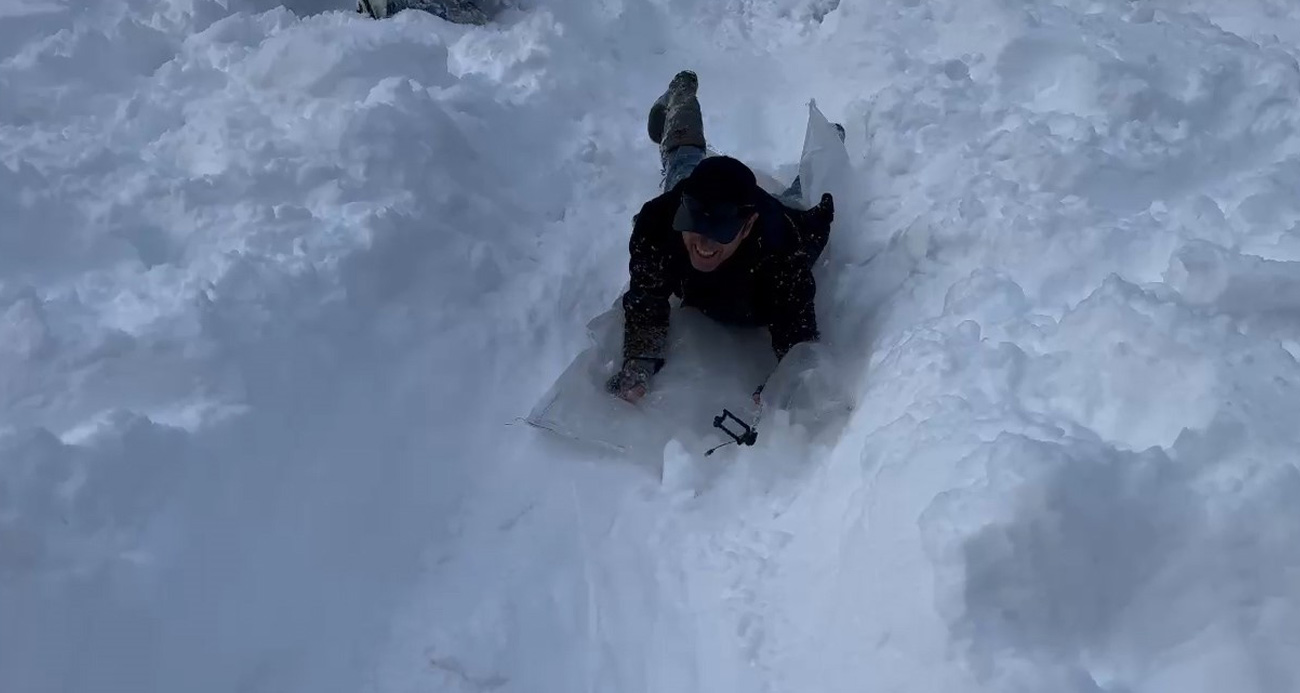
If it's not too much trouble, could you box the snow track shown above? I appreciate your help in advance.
[3,1,1300,692]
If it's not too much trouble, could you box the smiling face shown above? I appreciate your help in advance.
[681,212,758,272]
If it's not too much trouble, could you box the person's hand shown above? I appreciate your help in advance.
[752,383,765,407]
[812,192,834,224]
[796,193,834,239]
[617,381,647,404]
[606,359,656,403]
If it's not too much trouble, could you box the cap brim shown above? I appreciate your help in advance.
[672,200,745,244]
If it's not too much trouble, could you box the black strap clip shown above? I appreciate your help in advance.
[705,409,758,456]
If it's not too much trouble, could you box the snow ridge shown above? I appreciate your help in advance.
[3,1,1300,692]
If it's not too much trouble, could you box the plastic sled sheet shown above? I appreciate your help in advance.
[525,305,775,469]
[711,99,850,210]
[524,307,857,469]
[795,99,853,210]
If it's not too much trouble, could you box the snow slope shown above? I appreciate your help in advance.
[3,0,1300,692]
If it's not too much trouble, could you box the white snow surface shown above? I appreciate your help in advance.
[4,0,1300,691]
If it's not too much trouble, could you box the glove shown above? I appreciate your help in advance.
[606,358,658,402]
[811,192,834,225]
[796,192,834,237]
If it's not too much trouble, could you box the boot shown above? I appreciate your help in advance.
[647,71,705,151]
[358,0,389,18]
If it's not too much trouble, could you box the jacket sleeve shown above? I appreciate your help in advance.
[620,215,672,369]
[764,251,820,361]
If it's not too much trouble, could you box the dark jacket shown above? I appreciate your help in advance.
[621,183,828,372]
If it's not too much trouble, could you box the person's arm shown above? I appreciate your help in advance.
[622,216,672,366]
[748,252,819,405]
[765,252,820,361]
[608,214,673,401]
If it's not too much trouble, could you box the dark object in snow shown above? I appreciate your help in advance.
[357,0,505,24]
[705,408,758,456]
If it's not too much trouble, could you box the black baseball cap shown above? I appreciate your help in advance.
[672,156,759,244]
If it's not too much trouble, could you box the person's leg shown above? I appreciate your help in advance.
[662,145,705,193]
[649,71,707,193]
[359,0,498,24]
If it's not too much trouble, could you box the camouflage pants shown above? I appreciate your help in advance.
[380,0,498,24]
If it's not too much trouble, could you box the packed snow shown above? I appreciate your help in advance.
[3,0,1300,692]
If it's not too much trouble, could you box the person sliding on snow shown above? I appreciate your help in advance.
[608,70,838,404]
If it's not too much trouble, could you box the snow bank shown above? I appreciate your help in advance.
[742,2,1300,690]
[1,2,654,691]
[3,0,1300,692]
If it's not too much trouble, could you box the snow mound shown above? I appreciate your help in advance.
[4,0,1300,692]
